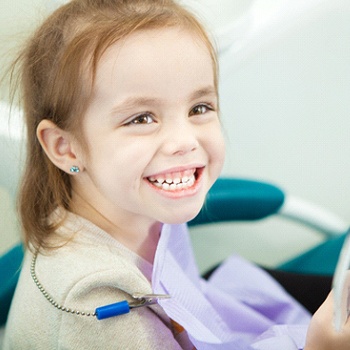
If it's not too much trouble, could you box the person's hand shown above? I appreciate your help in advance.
[304,291,350,350]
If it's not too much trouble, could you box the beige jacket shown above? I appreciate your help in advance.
[3,212,184,350]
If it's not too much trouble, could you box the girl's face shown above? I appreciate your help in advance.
[72,27,225,235]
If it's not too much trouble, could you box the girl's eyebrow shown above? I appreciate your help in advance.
[110,97,162,114]
[110,85,217,114]
[189,86,217,101]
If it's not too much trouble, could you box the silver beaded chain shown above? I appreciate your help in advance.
[30,250,96,317]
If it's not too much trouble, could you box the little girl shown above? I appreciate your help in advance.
[3,0,350,349]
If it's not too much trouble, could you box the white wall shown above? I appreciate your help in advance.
[0,0,52,101]
[187,0,350,271]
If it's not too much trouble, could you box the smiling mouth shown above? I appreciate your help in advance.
[147,168,201,191]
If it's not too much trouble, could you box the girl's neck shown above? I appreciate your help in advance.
[70,194,162,264]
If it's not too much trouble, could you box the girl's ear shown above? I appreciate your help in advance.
[36,119,82,174]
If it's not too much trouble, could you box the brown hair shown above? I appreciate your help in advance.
[12,0,218,251]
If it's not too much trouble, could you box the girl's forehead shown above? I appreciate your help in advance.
[100,27,211,67]
[81,27,216,118]
[92,27,215,95]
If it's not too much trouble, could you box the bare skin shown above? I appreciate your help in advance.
[305,291,350,350]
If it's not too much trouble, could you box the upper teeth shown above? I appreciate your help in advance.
[148,173,196,191]
[149,175,193,185]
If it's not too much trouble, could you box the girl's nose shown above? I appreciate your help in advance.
[162,121,199,156]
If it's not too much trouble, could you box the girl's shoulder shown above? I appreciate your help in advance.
[34,215,153,300]
[42,209,153,282]
[5,244,176,350]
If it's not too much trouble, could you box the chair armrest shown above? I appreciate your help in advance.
[0,243,24,326]
[189,177,285,226]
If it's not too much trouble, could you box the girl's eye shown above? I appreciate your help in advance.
[128,114,155,125]
[189,104,213,116]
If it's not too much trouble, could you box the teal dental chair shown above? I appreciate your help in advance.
[1,177,348,327]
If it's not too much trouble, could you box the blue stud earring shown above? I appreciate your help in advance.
[70,166,80,173]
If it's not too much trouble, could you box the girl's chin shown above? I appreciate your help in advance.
[158,206,203,225]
